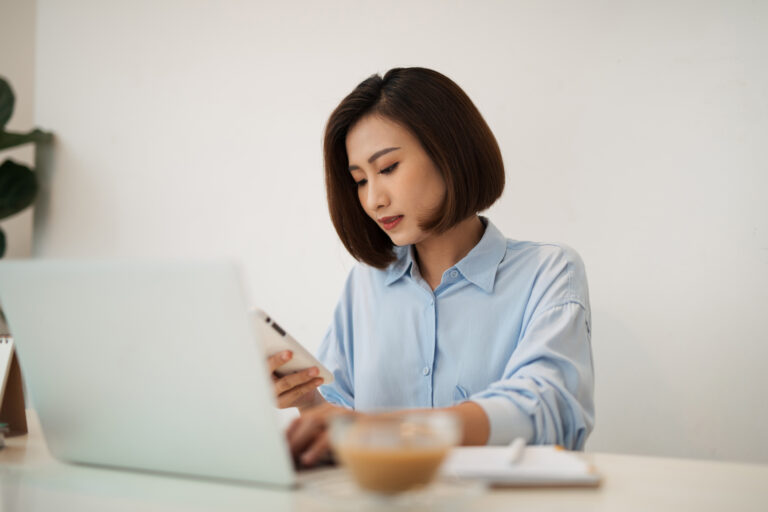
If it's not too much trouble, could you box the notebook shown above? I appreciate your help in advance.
[442,445,601,487]
[0,260,300,487]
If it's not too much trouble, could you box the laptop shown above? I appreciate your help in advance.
[0,260,301,487]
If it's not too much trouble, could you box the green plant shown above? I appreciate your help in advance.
[0,76,52,257]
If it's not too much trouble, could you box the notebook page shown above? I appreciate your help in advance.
[442,445,600,486]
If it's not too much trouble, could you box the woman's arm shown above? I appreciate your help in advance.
[287,401,490,467]
[469,300,594,448]
[447,401,490,445]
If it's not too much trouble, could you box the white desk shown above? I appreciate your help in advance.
[1,411,766,511]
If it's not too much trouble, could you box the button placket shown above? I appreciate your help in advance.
[425,292,436,406]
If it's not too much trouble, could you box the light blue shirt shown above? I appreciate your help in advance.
[317,218,594,449]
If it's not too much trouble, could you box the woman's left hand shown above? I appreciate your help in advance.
[286,402,355,467]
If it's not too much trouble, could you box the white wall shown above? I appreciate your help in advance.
[0,0,36,258]
[32,1,768,463]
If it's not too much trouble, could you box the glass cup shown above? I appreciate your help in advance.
[329,411,462,495]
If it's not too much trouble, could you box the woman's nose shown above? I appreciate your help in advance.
[365,180,389,211]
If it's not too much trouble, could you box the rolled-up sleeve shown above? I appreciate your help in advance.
[316,271,357,410]
[316,325,354,409]
[471,300,594,449]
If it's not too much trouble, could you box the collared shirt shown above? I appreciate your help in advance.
[317,218,594,449]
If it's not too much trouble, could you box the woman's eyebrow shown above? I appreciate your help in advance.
[348,147,401,171]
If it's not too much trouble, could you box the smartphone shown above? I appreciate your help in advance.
[252,308,334,384]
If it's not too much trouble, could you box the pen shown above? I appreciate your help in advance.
[507,437,526,464]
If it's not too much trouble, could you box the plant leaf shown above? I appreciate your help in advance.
[0,159,38,220]
[0,77,14,130]
[0,129,53,151]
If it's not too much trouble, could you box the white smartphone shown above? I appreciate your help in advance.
[251,308,334,385]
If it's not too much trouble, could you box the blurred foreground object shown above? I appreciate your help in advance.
[330,412,461,494]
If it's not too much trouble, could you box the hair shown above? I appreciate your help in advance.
[324,67,505,269]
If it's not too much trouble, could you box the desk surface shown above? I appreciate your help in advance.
[1,411,767,512]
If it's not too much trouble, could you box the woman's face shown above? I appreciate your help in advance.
[345,115,446,247]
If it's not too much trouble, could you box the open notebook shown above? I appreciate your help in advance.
[442,445,601,487]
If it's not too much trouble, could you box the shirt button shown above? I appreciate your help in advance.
[422,367,431,376]
[450,270,459,279]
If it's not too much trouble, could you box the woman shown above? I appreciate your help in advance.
[268,67,594,467]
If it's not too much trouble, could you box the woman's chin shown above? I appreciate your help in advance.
[387,228,431,248]
[387,233,412,247]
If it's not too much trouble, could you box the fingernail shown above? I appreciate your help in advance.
[301,453,313,465]
[308,368,318,377]
[282,351,291,361]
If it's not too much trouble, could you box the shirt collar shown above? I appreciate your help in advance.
[384,245,415,286]
[384,217,507,293]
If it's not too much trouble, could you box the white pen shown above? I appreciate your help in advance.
[507,437,526,464]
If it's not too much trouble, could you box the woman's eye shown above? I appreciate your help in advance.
[352,163,396,187]
[379,162,399,175]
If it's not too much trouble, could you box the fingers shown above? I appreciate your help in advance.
[267,350,292,374]
[287,413,327,462]
[287,404,347,467]
[300,430,331,467]
[274,367,320,395]
[277,377,324,409]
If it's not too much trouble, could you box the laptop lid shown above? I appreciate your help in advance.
[0,260,296,487]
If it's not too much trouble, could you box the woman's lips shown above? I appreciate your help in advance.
[380,215,403,230]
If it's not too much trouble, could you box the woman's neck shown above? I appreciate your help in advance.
[414,216,485,291]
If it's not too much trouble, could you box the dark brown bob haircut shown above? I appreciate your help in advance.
[324,67,505,269]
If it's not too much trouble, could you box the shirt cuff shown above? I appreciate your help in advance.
[318,385,353,409]
[471,396,535,445]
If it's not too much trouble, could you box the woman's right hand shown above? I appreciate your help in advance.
[268,350,326,411]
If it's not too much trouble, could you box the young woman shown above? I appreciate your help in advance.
[267,67,594,467]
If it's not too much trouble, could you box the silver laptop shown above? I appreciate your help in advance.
[0,260,298,487]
